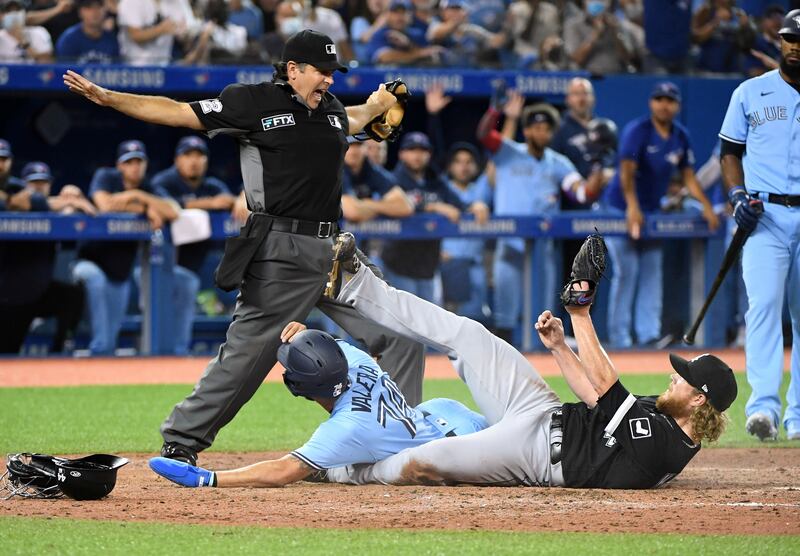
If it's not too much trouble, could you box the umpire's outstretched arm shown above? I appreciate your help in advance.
[63,70,204,130]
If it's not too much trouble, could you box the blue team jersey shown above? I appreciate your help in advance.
[604,115,694,212]
[719,70,800,196]
[56,23,119,64]
[342,160,394,199]
[492,138,578,216]
[368,25,428,64]
[442,175,492,261]
[89,167,166,197]
[291,341,487,470]
[151,166,231,206]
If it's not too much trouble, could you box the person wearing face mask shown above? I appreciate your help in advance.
[0,0,54,62]
[507,0,561,69]
[64,29,426,467]
[564,0,638,74]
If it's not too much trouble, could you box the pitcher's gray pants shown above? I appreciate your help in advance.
[328,265,564,487]
[161,231,425,452]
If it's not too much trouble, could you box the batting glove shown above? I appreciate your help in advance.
[728,187,763,234]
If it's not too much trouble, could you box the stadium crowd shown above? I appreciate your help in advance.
[0,0,795,76]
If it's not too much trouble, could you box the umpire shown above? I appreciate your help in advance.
[63,29,424,465]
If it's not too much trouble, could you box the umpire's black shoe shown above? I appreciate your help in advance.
[325,232,361,298]
[160,442,198,466]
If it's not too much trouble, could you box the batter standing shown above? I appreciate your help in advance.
[63,29,424,464]
[718,10,800,441]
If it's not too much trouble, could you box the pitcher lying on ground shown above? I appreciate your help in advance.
[149,322,486,488]
[320,233,738,489]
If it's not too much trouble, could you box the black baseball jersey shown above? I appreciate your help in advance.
[190,80,350,222]
[560,380,699,489]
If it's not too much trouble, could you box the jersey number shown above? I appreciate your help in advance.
[377,375,416,438]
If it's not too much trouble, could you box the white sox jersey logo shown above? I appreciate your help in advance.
[261,114,296,131]
[629,417,652,439]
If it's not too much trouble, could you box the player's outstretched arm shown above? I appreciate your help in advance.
[216,454,313,488]
[565,283,619,397]
[346,83,397,134]
[63,70,204,130]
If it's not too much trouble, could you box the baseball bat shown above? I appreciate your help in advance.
[682,226,749,345]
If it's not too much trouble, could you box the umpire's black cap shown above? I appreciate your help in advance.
[281,30,348,73]
[669,353,737,412]
[779,9,800,36]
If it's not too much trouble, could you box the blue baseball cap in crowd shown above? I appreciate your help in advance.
[117,139,148,163]
[650,81,682,103]
[399,131,432,151]
[175,135,209,156]
[22,161,53,182]
[0,139,11,158]
[389,0,411,11]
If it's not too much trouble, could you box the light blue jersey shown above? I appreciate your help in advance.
[442,174,492,261]
[719,69,800,195]
[492,139,580,217]
[291,341,487,470]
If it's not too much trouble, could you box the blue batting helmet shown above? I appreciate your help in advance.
[278,330,350,399]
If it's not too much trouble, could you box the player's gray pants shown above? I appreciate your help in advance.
[328,266,564,487]
[161,231,425,451]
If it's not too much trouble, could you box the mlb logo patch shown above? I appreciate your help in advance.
[326,43,336,54]
[328,115,342,129]
[629,417,652,439]
[199,99,223,114]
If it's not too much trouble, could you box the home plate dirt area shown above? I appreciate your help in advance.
[2,449,799,535]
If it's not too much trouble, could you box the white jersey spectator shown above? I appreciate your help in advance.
[117,0,200,66]
[0,0,53,62]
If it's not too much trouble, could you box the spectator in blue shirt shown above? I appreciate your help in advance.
[73,140,179,355]
[151,135,235,355]
[341,139,414,223]
[642,0,693,73]
[369,0,444,65]
[601,82,719,348]
[744,3,784,76]
[440,142,492,322]
[228,0,264,41]
[0,139,24,210]
[56,0,119,64]
[691,0,754,74]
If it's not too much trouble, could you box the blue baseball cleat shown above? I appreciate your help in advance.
[149,456,214,487]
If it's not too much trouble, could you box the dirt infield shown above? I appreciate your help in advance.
[0,347,784,387]
[2,449,799,535]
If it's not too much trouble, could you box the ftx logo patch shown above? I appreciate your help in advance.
[262,114,296,131]
[629,417,652,439]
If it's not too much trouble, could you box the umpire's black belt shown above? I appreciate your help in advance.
[266,214,340,238]
[550,409,563,465]
[753,192,800,207]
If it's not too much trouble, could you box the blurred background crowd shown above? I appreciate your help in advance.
[0,0,795,76]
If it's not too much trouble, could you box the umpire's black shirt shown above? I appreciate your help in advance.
[560,381,700,489]
[190,80,349,222]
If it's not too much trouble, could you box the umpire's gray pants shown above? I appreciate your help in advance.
[327,265,564,487]
[161,231,424,451]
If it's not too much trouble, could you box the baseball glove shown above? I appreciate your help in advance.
[359,79,410,143]
[560,233,607,307]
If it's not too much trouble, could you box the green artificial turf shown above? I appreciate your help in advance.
[1,517,798,556]
[0,372,793,455]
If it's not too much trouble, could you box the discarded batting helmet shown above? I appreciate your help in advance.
[1,453,128,501]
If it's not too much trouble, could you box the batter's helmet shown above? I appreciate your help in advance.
[55,454,128,500]
[586,118,619,153]
[779,9,800,37]
[1,453,128,500]
[278,330,350,399]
